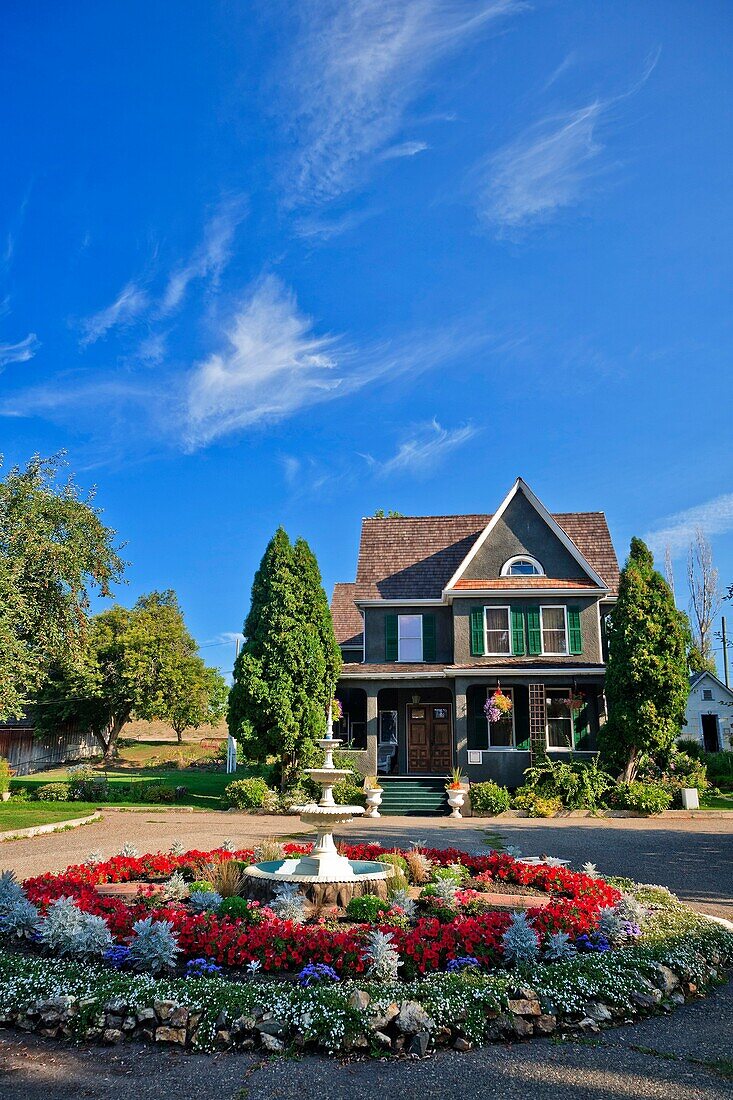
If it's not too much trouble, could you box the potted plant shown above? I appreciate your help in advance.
[0,758,13,802]
[363,775,383,818]
[445,767,466,819]
[484,689,513,723]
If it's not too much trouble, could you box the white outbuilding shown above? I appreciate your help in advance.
[683,671,733,752]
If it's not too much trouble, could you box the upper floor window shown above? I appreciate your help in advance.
[501,555,544,577]
[485,606,511,655]
[398,614,422,662]
[540,606,568,654]
[703,689,713,701]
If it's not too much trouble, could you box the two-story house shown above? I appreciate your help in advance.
[330,479,619,809]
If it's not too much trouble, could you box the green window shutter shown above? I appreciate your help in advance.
[470,608,485,656]
[567,606,583,655]
[527,607,541,655]
[385,614,398,661]
[422,614,436,662]
[511,608,525,656]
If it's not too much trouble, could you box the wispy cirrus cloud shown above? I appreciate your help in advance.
[184,274,490,450]
[473,50,660,233]
[160,197,248,314]
[77,198,247,348]
[3,273,490,456]
[79,281,149,347]
[282,0,522,205]
[0,333,40,371]
[645,494,733,558]
[364,418,478,477]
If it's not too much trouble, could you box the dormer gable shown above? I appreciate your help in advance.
[445,479,607,593]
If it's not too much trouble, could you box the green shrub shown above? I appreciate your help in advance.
[0,759,11,795]
[431,863,470,886]
[345,895,389,923]
[35,783,71,802]
[469,781,511,816]
[522,754,613,810]
[376,853,408,876]
[137,782,177,804]
[611,781,672,814]
[512,787,562,817]
[67,766,109,802]
[677,737,704,759]
[189,880,215,894]
[223,777,273,810]
[332,781,365,807]
[218,896,264,923]
[703,751,733,789]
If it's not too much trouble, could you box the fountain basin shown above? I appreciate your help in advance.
[243,857,389,907]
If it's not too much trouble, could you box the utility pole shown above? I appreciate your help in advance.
[723,616,730,689]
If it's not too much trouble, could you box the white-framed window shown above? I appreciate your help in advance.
[397,614,422,662]
[484,606,511,655]
[487,687,515,749]
[546,689,573,749]
[501,555,544,576]
[540,605,568,654]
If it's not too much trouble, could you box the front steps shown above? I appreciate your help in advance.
[378,776,448,816]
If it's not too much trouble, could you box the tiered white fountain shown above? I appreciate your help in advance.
[243,710,388,906]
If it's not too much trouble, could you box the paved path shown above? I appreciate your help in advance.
[1,981,732,1099]
[3,809,732,918]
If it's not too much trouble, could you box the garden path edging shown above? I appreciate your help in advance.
[0,812,101,842]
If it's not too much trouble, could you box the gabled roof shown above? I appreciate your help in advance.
[330,583,364,647]
[446,479,607,591]
[329,483,619,638]
[689,670,733,697]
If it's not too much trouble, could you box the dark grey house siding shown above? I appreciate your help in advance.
[462,492,588,581]
[364,605,453,664]
[453,596,602,665]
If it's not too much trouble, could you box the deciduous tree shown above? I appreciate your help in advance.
[0,454,124,719]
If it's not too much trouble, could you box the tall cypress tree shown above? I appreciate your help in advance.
[228,528,337,788]
[600,537,690,781]
[293,536,342,706]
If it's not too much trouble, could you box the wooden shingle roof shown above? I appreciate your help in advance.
[330,510,619,643]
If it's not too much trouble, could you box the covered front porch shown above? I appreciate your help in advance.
[335,672,606,789]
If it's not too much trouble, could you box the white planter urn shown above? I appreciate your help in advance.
[680,787,699,810]
[446,788,465,819]
[364,788,383,818]
[1,791,10,802]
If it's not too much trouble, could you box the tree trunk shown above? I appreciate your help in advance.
[175,727,183,743]
[621,746,639,783]
[101,713,129,762]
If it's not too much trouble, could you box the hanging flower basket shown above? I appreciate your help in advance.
[483,690,512,724]
[562,692,585,713]
[330,698,343,721]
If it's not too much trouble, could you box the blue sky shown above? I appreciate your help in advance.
[2,1,732,678]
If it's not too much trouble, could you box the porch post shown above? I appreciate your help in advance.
[454,677,469,771]
[365,686,379,775]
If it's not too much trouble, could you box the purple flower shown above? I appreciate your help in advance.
[104,945,132,969]
[298,962,340,987]
[575,933,611,953]
[446,955,481,973]
[185,957,223,978]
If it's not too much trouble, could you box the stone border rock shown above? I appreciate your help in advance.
[0,958,723,1057]
[0,812,101,843]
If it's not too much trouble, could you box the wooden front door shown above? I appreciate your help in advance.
[407,704,453,774]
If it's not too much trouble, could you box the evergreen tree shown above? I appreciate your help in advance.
[228,529,340,788]
[600,537,690,781]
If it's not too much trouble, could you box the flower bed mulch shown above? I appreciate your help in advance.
[1,843,731,1057]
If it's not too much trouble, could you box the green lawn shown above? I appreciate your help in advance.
[12,768,234,811]
[700,793,733,811]
[0,801,99,833]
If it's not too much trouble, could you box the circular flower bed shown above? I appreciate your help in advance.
[0,843,731,1056]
